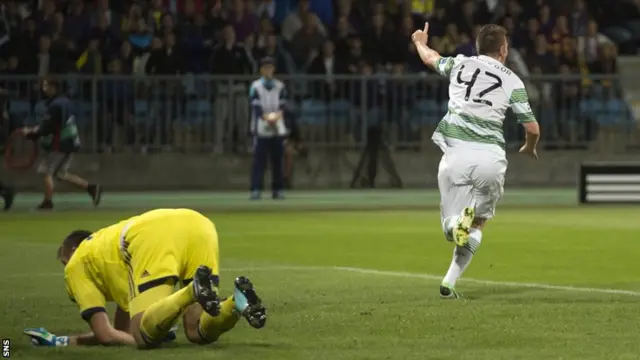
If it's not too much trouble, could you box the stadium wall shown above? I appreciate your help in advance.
[6,151,640,191]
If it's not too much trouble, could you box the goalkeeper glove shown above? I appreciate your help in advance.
[24,328,69,347]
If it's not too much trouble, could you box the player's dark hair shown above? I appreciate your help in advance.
[476,24,507,57]
[57,230,92,260]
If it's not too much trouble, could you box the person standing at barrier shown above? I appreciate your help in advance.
[20,78,103,210]
[249,57,288,200]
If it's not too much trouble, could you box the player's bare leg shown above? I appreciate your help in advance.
[38,172,102,209]
[441,214,487,299]
[183,276,267,345]
[37,174,55,210]
[58,172,103,207]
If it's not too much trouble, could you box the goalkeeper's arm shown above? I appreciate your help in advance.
[71,308,135,346]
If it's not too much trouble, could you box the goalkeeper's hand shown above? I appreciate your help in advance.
[24,328,69,347]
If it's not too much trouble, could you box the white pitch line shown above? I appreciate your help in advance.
[334,266,640,297]
[4,265,639,297]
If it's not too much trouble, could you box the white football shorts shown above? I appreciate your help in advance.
[437,147,507,221]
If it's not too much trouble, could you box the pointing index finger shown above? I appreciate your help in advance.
[424,22,429,34]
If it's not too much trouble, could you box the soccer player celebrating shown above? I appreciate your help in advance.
[24,209,266,348]
[411,23,540,298]
[20,78,102,210]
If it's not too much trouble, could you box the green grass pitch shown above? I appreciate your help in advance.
[1,208,640,360]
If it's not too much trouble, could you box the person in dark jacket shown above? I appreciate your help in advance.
[20,78,102,210]
[0,89,16,210]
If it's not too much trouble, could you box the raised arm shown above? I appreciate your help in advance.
[411,22,442,71]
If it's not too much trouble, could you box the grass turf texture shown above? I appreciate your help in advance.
[1,208,640,360]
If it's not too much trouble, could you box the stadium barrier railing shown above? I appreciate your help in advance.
[0,74,634,153]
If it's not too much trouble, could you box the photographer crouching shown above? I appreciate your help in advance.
[249,57,288,200]
[0,88,16,210]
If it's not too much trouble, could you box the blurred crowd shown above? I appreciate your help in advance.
[0,0,627,77]
[0,0,636,150]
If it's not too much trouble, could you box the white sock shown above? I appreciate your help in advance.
[441,215,459,242]
[442,228,483,288]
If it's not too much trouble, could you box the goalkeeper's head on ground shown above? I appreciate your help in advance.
[57,230,93,265]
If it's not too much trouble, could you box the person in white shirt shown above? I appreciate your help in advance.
[249,57,288,200]
[411,23,541,298]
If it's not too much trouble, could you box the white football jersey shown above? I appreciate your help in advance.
[431,54,536,155]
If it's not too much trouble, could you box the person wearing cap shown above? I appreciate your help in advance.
[249,57,288,200]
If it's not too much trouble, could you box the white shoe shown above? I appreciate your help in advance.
[452,207,475,247]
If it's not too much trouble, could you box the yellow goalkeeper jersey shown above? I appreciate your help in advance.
[64,220,130,320]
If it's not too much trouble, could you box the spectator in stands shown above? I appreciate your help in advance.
[332,16,354,58]
[440,23,459,55]
[550,15,570,47]
[228,0,258,42]
[158,13,178,39]
[335,0,364,34]
[128,18,153,51]
[147,0,166,32]
[386,62,415,136]
[93,0,119,28]
[99,59,134,148]
[515,17,540,56]
[594,43,618,88]
[211,24,251,152]
[569,0,590,37]
[255,0,276,20]
[289,13,326,70]
[206,0,226,42]
[118,41,134,74]
[256,34,291,74]
[93,13,118,55]
[211,24,251,75]
[362,12,393,66]
[34,0,56,34]
[555,64,581,141]
[427,7,446,37]
[256,17,275,50]
[146,32,183,75]
[243,33,259,73]
[122,3,143,35]
[64,0,90,42]
[346,37,364,74]
[537,5,553,36]
[308,39,349,101]
[529,34,557,73]
[37,34,69,75]
[559,37,579,70]
[281,0,327,42]
[76,37,103,74]
[578,20,611,71]
[1,1,22,42]
[391,13,415,65]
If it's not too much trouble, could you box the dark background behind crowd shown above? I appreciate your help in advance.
[0,0,638,151]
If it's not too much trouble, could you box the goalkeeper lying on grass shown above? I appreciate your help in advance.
[24,208,266,348]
